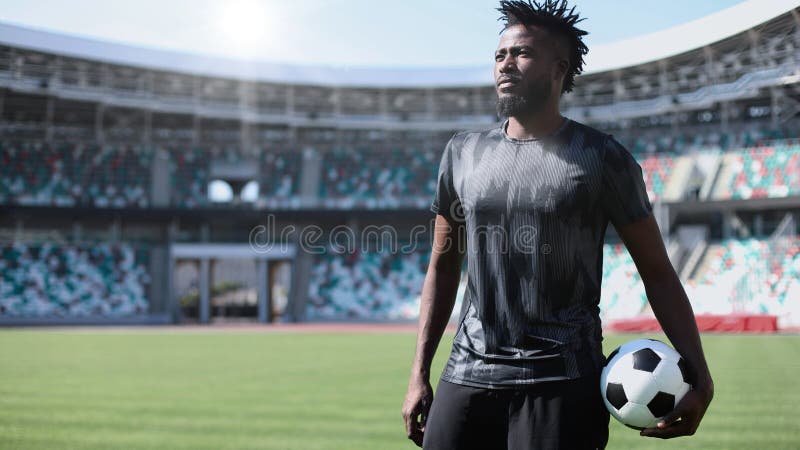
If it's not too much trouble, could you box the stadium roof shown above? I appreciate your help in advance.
[0,0,797,87]
[583,0,799,73]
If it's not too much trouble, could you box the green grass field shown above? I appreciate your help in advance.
[1,329,798,450]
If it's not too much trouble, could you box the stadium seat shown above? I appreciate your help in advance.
[600,243,648,321]
[0,242,151,317]
[717,145,800,200]
[0,141,152,208]
[685,235,800,326]
[318,147,439,208]
[306,243,430,320]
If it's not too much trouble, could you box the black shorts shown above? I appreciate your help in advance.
[422,375,609,450]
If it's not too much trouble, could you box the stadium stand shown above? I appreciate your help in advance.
[0,242,150,317]
[152,144,302,208]
[600,243,648,322]
[614,121,799,155]
[0,140,151,208]
[7,129,800,211]
[636,152,678,203]
[260,150,301,205]
[684,234,800,327]
[306,243,430,320]
[713,144,800,200]
[318,147,439,208]
[165,145,209,208]
[1,2,798,327]
[305,241,652,323]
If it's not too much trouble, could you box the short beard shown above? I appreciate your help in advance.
[495,80,552,118]
[496,95,532,118]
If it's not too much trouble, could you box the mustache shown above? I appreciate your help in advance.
[496,75,521,85]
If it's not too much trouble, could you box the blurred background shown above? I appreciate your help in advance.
[0,0,798,448]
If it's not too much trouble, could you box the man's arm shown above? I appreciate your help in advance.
[402,215,465,447]
[616,213,714,439]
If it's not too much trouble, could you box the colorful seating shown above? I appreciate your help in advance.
[0,141,151,208]
[0,242,150,317]
[306,243,430,320]
[600,243,648,321]
[3,130,799,210]
[161,145,303,208]
[318,147,439,207]
[637,153,677,202]
[718,145,800,199]
[685,235,800,325]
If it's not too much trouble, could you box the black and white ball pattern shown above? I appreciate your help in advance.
[600,339,693,429]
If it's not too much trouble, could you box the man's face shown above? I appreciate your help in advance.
[494,24,564,117]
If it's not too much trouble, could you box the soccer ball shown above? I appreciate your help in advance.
[600,339,692,430]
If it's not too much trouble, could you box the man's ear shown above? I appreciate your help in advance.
[554,58,569,82]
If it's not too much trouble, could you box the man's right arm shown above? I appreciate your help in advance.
[402,214,465,447]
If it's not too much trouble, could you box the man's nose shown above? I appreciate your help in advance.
[497,55,517,73]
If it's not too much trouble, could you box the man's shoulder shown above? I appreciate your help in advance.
[566,118,612,145]
[447,123,504,149]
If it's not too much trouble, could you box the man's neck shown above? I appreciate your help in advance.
[505,109,565,140]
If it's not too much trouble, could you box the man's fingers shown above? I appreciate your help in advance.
[409,427,424,447]
[657,407,683,428]
[404,404,426,447]
[640,419,694,439]
[641,389,710,439]
[420,396,431,424]
[403,408,416,431]
[406,413,424,447]
[402,388,432,447]
[404,410,419,433]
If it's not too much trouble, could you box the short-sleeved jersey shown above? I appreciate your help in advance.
[430,117,652,389]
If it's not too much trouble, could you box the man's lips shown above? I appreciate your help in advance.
[497,79,520,92]
[497,78,520,89]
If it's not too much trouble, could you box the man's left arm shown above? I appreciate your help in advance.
[616,213,714,439]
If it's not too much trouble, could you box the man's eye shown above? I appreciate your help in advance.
[495,54,504,61]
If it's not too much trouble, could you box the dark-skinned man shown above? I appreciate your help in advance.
[402,1,713,449]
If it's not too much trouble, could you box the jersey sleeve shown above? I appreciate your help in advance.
[430,135,462,222]
[600,134,653,229]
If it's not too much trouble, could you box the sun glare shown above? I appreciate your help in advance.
[217,0,272,57]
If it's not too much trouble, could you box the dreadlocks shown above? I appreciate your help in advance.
[497,0,588,93]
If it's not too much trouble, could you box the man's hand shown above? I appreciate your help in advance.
[402,376,434,447]
[640,383,714,439]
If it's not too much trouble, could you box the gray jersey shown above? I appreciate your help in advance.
[430,118,652,389]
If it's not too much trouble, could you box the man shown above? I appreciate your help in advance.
[401,1,714,449]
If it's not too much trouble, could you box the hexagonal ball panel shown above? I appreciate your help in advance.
[632,347,661,373]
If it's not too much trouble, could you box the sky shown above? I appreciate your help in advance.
[0,0,749,68]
